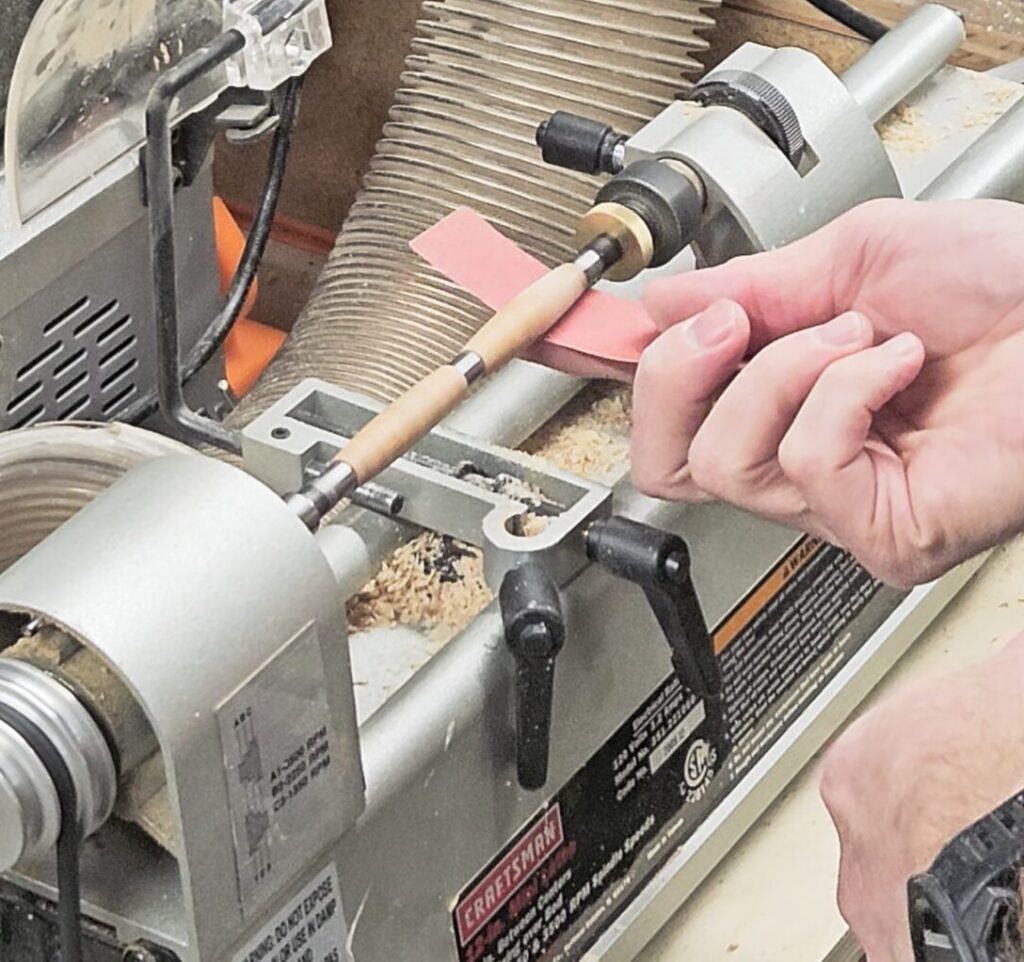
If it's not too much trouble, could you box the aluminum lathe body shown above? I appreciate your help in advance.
[0,4,1023,962]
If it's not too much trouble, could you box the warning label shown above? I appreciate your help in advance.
[231,863,349,962]
[218,626,343,914]
[451,539,892,962]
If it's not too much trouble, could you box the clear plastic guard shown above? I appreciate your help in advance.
[224,0,330,91]
[4,0,226,224]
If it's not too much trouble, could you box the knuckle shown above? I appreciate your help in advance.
[777,433,819,483]
[819,744,854,818]
[686,434,727,496]
[630,464,674,500]
[847,197,902,230]
[819,725,873,822]
[629,453,695,503]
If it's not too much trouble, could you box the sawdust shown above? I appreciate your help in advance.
[513,512,549,537]
[346,381,633,642]
[521,382,633,483]
[879,104,938,155]
[880,75,1021,153]
[346,532,493,645]
[961,74,1019,128]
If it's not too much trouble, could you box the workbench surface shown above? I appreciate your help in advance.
[637,535,1024,962]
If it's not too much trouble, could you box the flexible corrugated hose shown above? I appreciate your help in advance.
[230,0,719,417]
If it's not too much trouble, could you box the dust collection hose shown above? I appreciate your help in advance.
[228,0,720,420]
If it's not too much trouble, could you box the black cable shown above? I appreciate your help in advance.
[804,0,888,41]
[0,703,83,962]
[122,71,302,431]
[184,75,302,384]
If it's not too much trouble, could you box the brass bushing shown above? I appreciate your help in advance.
[574,202,654,282]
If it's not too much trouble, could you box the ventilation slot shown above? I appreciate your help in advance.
[11,406,45,430]
[59,396,92,420]
[95,314,132,346]
[6,383,43,414]
[53,348,87,379]
[101,359,139,393]
[43,296,90,336]
[73,300,120,339]
[55,372,89,404]
[103,383,138,415]
[4,293,138,429]
[99,336,137,369]
[16,342,62,381]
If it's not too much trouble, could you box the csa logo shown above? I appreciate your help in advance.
[681,738,715,801]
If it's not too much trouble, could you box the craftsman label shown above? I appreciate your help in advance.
[455,806,565,946]
[451,539,890,962]
[230,863,350,962]
[219,625,343,913]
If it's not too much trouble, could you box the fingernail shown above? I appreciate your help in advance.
[818,313,867,347]
[687,308,737,350]
[886,332,922,359]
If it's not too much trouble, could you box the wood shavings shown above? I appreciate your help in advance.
[347,382,633,642]
[521,381,633,483]
[879,104,938,156]
[508,512,549,537]
[347,533,492,645]
[960,74,1020,128]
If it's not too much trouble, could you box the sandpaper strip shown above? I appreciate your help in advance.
[410,207,658,364]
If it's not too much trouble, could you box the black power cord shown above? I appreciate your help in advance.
[804,0,888,41]
[183,74,302,386]
[0,702,83,962]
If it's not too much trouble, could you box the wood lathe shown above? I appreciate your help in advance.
[0,3,1021,962]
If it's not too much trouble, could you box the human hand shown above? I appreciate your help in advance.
[819,631,1024,961]
[539,199,1024,586]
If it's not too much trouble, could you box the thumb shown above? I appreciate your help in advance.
[643,213,864,350]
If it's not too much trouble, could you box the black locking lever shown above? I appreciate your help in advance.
[499,564,567,791]
[585,516,727,752]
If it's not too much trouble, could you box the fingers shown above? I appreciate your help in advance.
[523,342,636,382]
[777,333,926,581]
[682,312,875,517]
[642,202,887,349]
[630,300,750,499]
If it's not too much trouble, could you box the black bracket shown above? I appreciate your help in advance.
[499,564,566,791]
[909,790,1024,962]
[585,516,727,754]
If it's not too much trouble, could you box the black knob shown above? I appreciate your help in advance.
[536,111,626,175]
[500,564,566,791]
[586,516,727,756]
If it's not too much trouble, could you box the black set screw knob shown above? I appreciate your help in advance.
[499,564,567,791]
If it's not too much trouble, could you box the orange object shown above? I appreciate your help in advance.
[212,197,287,397]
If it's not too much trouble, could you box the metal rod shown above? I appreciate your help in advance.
[143,31,247,455]
[841,3,965,125]
[442,362,583,448]
[921,96,1024,202]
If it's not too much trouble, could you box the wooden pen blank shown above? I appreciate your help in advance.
[338,366,467,481]
[333,262,589,484]
[465,263,589,369]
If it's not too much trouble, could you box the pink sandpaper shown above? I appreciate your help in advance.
[410,207,657,364]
